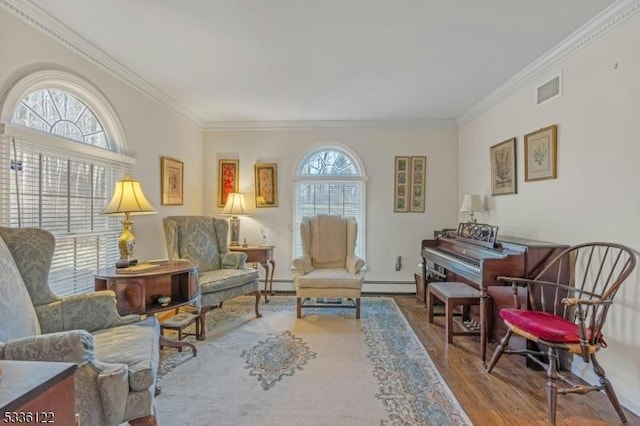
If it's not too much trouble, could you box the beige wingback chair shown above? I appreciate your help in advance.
[292,214,365,318]
[0,227,159,426]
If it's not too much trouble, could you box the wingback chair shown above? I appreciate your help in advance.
[163,216,261,338]
[292,214,365,318]
[0,227,160,426]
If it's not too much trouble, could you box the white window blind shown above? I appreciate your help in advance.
[294,147,366,259]
[1,134,129,296]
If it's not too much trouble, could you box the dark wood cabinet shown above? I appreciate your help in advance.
[0,360,77,425]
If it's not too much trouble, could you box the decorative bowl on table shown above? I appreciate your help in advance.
[157,296,171,306]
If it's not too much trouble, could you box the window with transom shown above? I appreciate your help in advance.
[293,146,366,259]
[1,72,132,296]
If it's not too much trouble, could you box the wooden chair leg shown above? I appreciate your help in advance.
[255,291,262,318]
[197,308,209,340]
[592,354,628,423]
[546,347,559,426]
[355,297,361,319]
[296,297,302,318]
[486,329,512,373]
[129,414,157,426]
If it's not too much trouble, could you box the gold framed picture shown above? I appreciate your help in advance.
[160,156,183,205]
[254,163,278,208]
[490,137,517,195]
[525,125,557,182]
[218,159,239,207]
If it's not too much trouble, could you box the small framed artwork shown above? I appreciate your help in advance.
[160,156,183,205]
[524,125,558,182]
[490,138,517,195]
[409,156,427,212]
[254,163,278,208]
[218,159,239,207]
[394,156,410,212]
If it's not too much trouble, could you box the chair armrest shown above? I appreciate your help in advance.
[562,297,612,307]
[497,276,539,286]
[59,291,142,332]
[292,255,314,274]
[346,255,365,275]
[222,251,248,269]
[3,329,95,363]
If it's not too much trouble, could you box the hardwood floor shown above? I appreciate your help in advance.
[392,295,640,426]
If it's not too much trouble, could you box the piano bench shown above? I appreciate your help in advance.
[427,281,482,347]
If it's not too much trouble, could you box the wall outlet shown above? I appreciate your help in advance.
[395,256,402,271]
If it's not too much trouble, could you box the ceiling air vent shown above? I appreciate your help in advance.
[536,73,562,105]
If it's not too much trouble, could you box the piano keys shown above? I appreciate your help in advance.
[421,223,568,365]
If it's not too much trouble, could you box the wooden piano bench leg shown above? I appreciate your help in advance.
[427,286,435,323]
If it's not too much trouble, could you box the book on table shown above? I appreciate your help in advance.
[115,263,161,274]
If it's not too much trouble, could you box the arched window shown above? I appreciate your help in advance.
[293,146,366,258]
[1,70,132,296]
[12,88,109,148]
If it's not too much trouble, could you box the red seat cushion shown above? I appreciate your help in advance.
[500,309,583,344]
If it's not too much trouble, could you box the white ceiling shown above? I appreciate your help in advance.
[20,0,618,125]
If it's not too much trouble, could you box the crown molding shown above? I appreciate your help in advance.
[457,0,640,127]
[203,119,458,131]
[1,0,205,128]
[4,0,638,132]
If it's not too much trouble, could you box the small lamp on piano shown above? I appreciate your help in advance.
[102,174,157,268]
[460,194,483,223]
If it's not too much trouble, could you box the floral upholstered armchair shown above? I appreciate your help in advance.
[0,227,160,426]
[163,216,262,339]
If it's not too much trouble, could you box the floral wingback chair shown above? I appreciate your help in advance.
[0,227,160,426]
[163,216,262,338]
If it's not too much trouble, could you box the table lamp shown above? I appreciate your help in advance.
[102,174,157,268]
[222,192,249,246]
[460,194,483,223]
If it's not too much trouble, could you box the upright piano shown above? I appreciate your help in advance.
[421,222,568,362]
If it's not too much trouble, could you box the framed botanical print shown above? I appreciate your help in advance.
[254,163,278,207]
[160,156,183,205]
[409,156,426,212]
[218,159,239,207]
[524,125,558,182]
[394,156,410,212]
[490,138,517,195]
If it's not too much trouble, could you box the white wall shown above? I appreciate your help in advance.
[0,8,204,261]
[203,125,459,289]
[459,12,640,415]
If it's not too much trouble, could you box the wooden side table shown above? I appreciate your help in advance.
[94,260,200,355]
[229,245,275,302]
[0,360,77,425]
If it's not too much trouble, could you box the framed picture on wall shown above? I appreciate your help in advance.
[254,163,278,207]
[160,156,183,205]
[490,137,517,195]
[394,156,410,212]
[524,125,558,182]
[218,159,239,207]
[409,156,427,212]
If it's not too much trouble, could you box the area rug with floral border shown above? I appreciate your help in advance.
[156,296,472,426]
